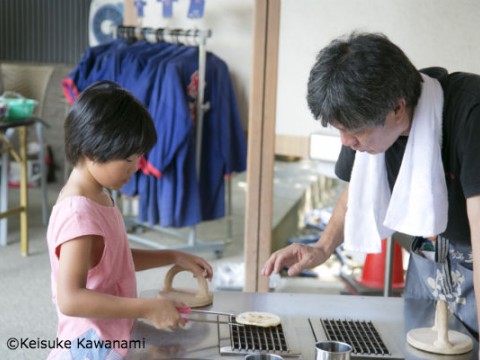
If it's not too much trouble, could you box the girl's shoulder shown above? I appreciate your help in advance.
[49,195,118,238]
[55,186,115,209]
[55,194,93,207]
[53,195,115,215]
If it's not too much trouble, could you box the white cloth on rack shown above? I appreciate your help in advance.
[344,73,448,253]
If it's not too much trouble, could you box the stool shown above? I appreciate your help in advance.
[0,117,48,255]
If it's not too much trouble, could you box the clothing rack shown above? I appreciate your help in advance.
[115,26,231,258]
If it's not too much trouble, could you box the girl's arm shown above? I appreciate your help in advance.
[57,235,185,329]
[131,248,213,280]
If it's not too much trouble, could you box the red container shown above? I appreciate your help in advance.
[355,239,405,289]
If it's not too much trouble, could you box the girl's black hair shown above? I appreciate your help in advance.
[64,81,157,165]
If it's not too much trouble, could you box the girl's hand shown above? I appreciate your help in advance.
[174,252,213,281]
[142,297,186,330]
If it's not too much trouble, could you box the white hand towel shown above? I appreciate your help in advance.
[344,74,448,253]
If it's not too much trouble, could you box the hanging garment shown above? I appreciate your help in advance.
[144,49,247,227]
[62,39,128,104]
[62,39,247,228]
[118,43,190,200]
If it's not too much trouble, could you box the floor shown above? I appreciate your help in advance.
[0,159,349,359]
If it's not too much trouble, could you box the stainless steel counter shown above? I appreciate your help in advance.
[127,292,478,360]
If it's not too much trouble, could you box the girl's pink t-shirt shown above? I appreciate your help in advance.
[47,195,137,359]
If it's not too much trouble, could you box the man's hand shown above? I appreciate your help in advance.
[261,243,331,277]
[262,186,348,278]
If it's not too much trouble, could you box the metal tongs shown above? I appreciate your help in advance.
[178,307,244,326]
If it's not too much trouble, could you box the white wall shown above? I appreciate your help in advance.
[276,0,480,138]
[140,0,254,130]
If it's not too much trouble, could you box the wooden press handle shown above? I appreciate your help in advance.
[163,265,210,299]
[433,300,452,349]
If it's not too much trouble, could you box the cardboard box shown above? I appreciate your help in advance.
[7,160,41,187]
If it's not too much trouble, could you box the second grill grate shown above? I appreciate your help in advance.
[321,319,391,356]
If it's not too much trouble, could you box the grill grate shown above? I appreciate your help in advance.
[229,317,289,352]
[321,319,391,356]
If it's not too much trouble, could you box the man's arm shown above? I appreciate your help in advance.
[313,184,348,253]
[262,184,349,276]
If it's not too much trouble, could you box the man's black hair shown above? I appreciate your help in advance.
[307,32,422,130]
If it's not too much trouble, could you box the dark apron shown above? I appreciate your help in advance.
[404,236,478,337]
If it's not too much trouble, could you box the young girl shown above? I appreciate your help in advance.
[47,81,213,360]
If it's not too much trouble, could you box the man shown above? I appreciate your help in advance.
[262,32,480,340]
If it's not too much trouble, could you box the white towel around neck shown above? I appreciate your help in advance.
[344,74,448,253]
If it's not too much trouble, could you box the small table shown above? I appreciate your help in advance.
[0,117,35,256]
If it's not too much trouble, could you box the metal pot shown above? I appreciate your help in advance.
[244,354,285,360]
[315,340,352,360]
